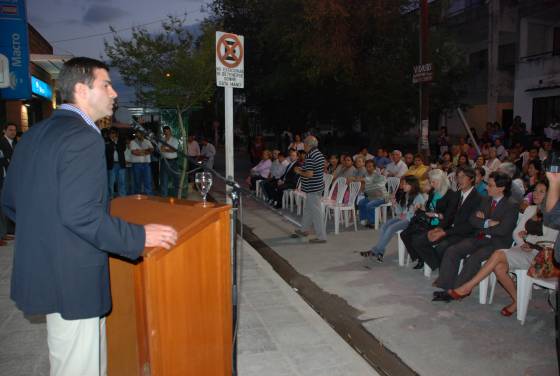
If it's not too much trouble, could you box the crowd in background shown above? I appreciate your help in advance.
[103,126,216,198]
[246,115,559,315]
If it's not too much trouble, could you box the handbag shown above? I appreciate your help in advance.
[527,243,560,279]
[409,210,432,230]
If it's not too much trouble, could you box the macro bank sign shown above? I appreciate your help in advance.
[0,0,31,100]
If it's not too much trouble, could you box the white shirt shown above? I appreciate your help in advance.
[4,135,13,148]
[129,139,153,163]
[187,140,200,157]
[384,160,408,178]
[201,143,216,169]
[270,159,289,179]
[159,136,179,159]
[459,186,474,206]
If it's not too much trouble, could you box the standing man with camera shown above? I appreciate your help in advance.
[543,152,560,370]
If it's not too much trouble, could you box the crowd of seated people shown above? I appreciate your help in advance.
[246,119,557,318]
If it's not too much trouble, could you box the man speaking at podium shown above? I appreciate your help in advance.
[2,57,178,376]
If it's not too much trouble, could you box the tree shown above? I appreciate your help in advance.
[104,15,215,197]
[209,0,468,150]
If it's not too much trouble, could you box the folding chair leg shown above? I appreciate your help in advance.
[334,208,340,235]
[397,230,405,266]
[516,271,532,325]
[488,272,497,305]
[424,264,432,278]
[479,276,489,304]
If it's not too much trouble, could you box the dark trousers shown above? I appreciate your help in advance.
[160,158,179,197]
[436,237,496,290]
[405,231,466,270]
[250,175,265,191]
[263,181,295,207]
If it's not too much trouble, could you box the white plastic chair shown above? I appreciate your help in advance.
[255,179,265,199]
[396,230,432,277]
[288,179,302,213]
[487,269,558,324]
[515,271,557,324]
[324,182,360,235]
[295,173,333,216]
[374,177,401,229]
[321,177,346,217]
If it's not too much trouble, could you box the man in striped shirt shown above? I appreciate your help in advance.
[291,136,327,243]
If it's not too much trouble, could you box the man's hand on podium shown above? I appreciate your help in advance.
[144,224,178,251]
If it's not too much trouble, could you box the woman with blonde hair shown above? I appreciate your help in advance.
[400,168,459,269]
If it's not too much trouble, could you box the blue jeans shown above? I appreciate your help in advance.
[160,158,179,197]
[108,164,127,197]
[132,163,153,195]
[371,218,409,255]
[358,197,386,224]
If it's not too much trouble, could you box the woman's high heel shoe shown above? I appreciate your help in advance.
[500,306,515,317]
[448,289,471,300]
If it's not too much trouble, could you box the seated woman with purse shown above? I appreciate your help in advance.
[360,176,425,263]
[444,181,558,316]
[400,169,458,269]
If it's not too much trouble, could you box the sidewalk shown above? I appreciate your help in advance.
[233,196,559,376]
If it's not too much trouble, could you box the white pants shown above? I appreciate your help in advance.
[46,313,107,376]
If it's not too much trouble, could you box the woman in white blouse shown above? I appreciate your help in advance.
[445,182,557,316]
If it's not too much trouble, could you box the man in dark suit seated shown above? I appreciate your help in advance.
[433,171,519,301]
[263,149,300,208]
[405,167,482,271]
[2,57,179,376]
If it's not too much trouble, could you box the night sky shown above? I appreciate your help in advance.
[26,0,210,107]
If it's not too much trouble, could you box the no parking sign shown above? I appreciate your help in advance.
[216,31,244,88]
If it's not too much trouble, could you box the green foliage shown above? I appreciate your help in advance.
[104,15,215,112]
[209,0,469,142]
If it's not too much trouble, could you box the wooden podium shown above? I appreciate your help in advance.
[107,195,232,376]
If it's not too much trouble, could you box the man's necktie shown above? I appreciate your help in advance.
[477,199,497,240]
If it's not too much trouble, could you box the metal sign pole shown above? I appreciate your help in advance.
[225,86,234,204]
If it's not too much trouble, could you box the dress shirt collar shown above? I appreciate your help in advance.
[59,104,100,135]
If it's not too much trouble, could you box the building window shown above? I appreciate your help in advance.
[498,43,515,71]
[532,95,560,136]
[553,27,560,56]
[469,49,487,72]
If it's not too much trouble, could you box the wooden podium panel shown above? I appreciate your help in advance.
[108,196,232,376]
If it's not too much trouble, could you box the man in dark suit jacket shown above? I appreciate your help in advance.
[406,167,482,270]
[1,57,178,376]
[105,127,127,197]
[263,149,300,208]
[434,171,519,297]
[0,123,17,165]
[0,123,17,238]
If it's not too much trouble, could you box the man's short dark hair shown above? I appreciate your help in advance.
[58,57,110,104]
[365,159,376,167]
[489,171,512,197]
[163,126,171,132]
[457,166,475,182]
[109,127,118,135]
[4,123,16,131]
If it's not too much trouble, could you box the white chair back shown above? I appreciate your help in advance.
[323,174,334,199]
[387,177,400,194]
[327,177,346,201]
[346,182,361,206]
[334,181,348,203]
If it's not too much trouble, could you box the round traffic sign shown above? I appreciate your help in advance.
[216,33,244,69]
